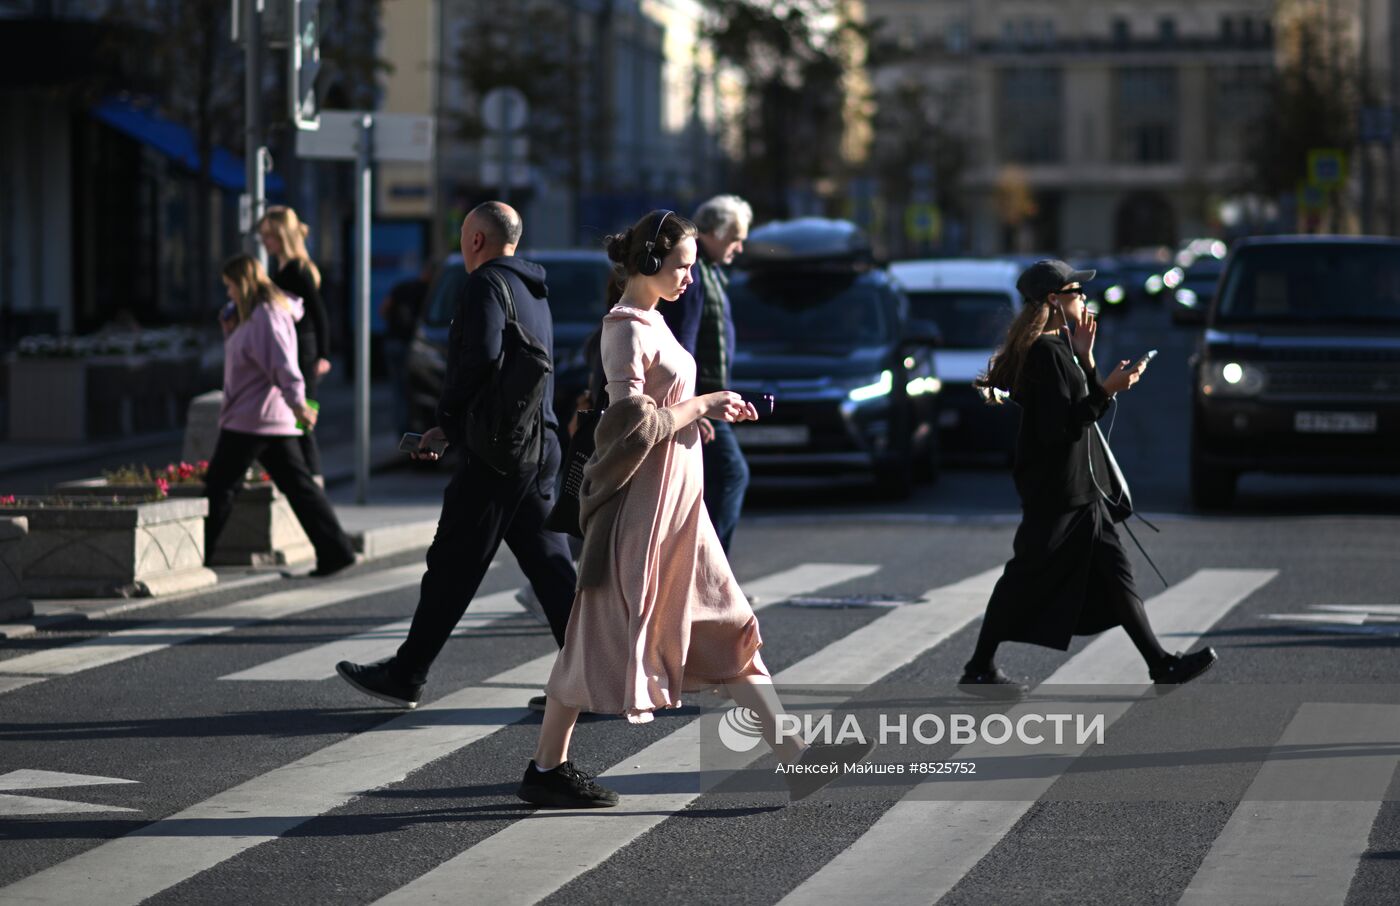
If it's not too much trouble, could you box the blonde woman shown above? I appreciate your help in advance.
[208,255,356,577]
[258,206,331,476]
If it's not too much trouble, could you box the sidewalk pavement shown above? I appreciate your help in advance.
[0,377,454,639]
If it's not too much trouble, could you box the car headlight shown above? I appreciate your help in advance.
[1104,284,1126,305]
[905,376,942,397]
[1175,287,1199,308]
[1200,360,1266,397]
[847,370,893,402]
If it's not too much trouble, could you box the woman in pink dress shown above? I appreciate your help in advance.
[517,211,872,809]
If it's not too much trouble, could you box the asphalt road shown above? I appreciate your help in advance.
[3,297,1399,905]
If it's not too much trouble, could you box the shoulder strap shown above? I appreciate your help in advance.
[483,268,518,324]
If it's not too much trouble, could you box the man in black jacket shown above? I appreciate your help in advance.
[335,202,576,708]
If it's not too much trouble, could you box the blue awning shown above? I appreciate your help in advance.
[92,98,286,193]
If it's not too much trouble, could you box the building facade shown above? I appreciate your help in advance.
[865,0,1317,255]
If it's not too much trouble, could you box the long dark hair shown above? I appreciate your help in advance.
[975,297,1053,404]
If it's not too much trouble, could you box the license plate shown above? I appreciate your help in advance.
[1294,411,1378,434]
[734,425,810,448]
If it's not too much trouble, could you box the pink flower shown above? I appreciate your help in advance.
[155,478,170,498]
[178,463,195,479]
[0,495,16,506]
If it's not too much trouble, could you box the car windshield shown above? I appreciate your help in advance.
[424,267,467,327]
[1216,245,1400,323]
[730,275,894,349]
[1184,259,1224,286]
[906,291,1013,348]
[535,258,612,323]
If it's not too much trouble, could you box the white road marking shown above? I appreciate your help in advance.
[372,566,1003,906]
[220,590,524,681]
[779,569,1278,906]
[0,563,877,906]
[1178,703,1400,906]
[0,770,140,817]
[0,565,425,687]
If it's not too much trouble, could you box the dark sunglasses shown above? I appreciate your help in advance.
[1052,286,1088,298]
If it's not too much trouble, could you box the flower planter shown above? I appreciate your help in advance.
[0,517,33,621]
[2,497,216,598]
[55,479,314,568]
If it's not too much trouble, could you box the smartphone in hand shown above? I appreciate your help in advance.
[399,432,447,456]
[1133,349,1158,370]
[739,392,775,418]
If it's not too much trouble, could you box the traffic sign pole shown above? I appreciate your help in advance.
[354,115,373,505]
[244,0,267,265]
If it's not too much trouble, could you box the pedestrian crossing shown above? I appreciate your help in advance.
[4,557,1399,905]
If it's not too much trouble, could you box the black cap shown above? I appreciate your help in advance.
[1016,259,1096,303]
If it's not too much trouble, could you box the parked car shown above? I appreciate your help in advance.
[889,259,1019,461]
[727,219,943,498]
[405,250,612,434]
[1178,236,1400,507]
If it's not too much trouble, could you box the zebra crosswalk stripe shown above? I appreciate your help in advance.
[778,568,1279,906]
[0,562,876,906]
[1178,702,1400,906]
[371,566,1004,906]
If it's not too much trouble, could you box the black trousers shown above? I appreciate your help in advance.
[395,436,577,683]
[297,335,323,477]
[205,429,355,568]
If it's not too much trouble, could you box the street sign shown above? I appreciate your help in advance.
[480,87,529,132]
[905,202,942,243]
[1360,106,1395,144]
[289,0,320,130]
[1307,148,1346,189]
[296,111,434,162]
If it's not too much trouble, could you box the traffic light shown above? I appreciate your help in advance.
[289,0,320,130]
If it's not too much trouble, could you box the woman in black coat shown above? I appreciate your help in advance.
[258,206,331,477]
[962,259,1217,696]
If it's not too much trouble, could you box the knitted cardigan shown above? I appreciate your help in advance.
[575,394,678,589]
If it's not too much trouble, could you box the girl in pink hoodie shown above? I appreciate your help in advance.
[204,255,356,577]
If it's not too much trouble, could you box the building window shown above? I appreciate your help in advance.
[946,21,968,53]
[1209,65,1271,161]
[1159,17,1176,43]
[1113,67,1178,163]
[1221,16,1235,43]
[1111,18,1129,46]
[998,67,1063,163]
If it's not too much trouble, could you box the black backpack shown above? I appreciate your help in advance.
[462,269,553,475]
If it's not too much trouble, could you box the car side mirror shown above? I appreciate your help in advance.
[902,319,943,348]
[1171,302,1207,327]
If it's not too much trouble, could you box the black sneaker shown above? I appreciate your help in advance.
[517,761,619,808]
[310,554,360,578]
[1149,647,1218,687]
[785,738,877,802]
[528,695,547,713]
[335,658,423,709]
[958,666,1029,701]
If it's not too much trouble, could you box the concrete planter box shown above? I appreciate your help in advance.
[0,517,33,621]
[56,479,313,567]
[4,497,216,598]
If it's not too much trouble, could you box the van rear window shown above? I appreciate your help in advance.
[1216,245,1400,323]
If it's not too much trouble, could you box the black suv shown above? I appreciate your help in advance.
[727,218,943,498]
[1179,236,1400,507]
